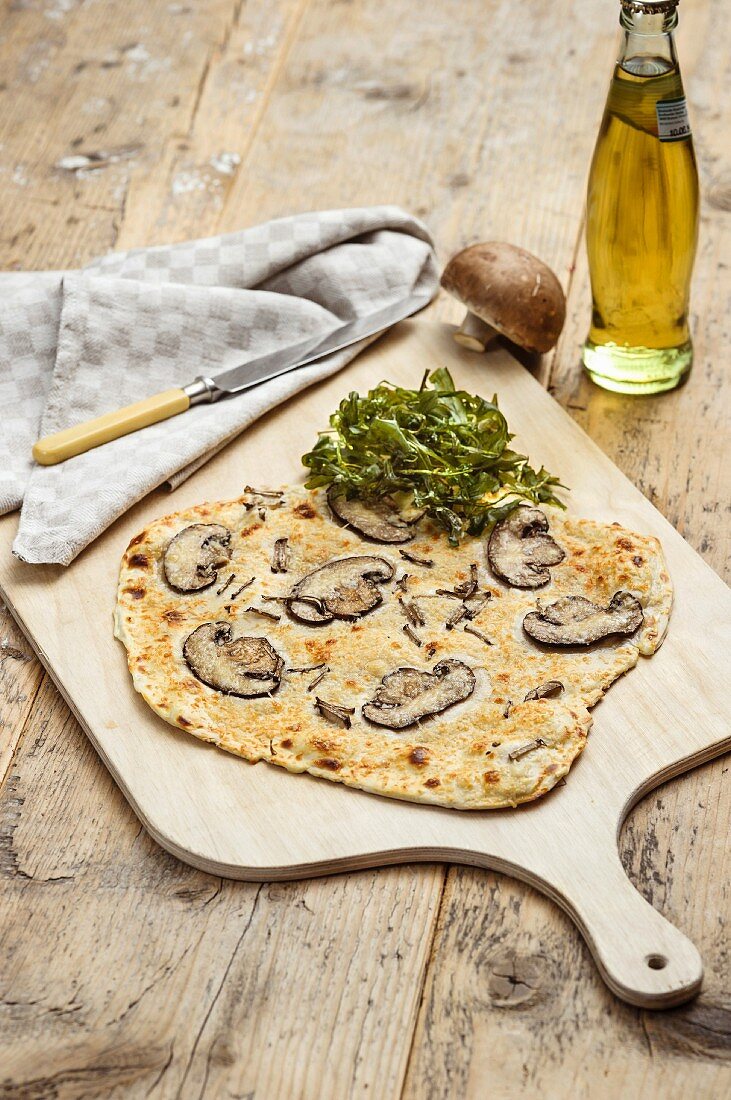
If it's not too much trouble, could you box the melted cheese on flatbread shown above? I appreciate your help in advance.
[115,488,672,810]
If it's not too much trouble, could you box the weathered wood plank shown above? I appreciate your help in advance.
[0,0,240,269]
[405,0,731,1093]
[0,2,446,1096]
[0,0,256,817]
[118,0,310,248]
[0,600,44,788]
[0,0,728,1095]
[0,677,443,1099]
[403,777,730,1100]
[218,0,615,276]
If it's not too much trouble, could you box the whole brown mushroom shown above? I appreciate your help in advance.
[441,242,566,354]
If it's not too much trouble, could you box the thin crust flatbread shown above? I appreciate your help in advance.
[115,487,672,810]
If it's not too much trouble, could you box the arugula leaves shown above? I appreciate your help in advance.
[302,368,565,544]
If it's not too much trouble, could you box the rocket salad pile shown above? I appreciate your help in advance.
[302,368,565,544]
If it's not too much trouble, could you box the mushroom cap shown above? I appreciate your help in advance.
[523,680,564,702]
[487,506,565,589]
[287,555,394,623]
[183,623,283,696]
[362,658,476,729]
[327,487,423,544]
[523,591,644,646]
[271,538,290,574]
[441,242,566,354]
[163,523,232,593]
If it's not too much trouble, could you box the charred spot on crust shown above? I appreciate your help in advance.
[281,739,293,749]
[177,716,191,727]
[129,553,149,568]
[362,659,476,730]
[163,609,184,623]
[293,502,317,519]
[183,623,283,697]
[312,738,335,752]
[523,591,643,646]
[164,524,232,593]
[487,506,565,588]
[409,747,430,766]
[313,757,342,771]
[484,771,501,784]
[304,639,336,663]
[128,532,145,547]
[425,777,441,788]
[287,556,394,624]
[126,587,146,600]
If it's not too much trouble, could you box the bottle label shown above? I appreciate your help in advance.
[656,97,692,142]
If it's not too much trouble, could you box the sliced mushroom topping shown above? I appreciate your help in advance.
[244,485,284,499]
[314,697,355,728]
[398,597,425,628]
[183,623,283,696]
[463,623,493,646]
[524,680,564,701]
[216,572,235,597]
[523,591,643,646]
[327,487,423,544]
[287,556,394,623]
[362,658,476,730]
[487,506,565,588]
[245,605,281,622]
[399,548,434,568]
[164,524,232,593]
[307,666,329,692]
[271,538,289,574]
[229,577,254,601]
[509,738,546,761]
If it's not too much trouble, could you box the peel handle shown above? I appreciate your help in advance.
[32,388,190,466]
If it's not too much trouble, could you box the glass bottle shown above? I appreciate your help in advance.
[582,0,699,394]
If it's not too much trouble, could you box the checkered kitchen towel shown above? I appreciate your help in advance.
[0,206,438,565]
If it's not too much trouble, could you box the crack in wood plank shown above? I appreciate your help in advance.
[174,885,263,1098]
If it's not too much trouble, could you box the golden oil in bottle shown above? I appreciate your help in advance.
[583,0,699,394]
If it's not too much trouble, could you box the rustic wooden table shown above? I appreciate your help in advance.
[0,1,728,1096]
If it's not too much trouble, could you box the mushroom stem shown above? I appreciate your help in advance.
[453,312,498,352]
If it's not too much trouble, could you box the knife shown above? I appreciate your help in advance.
[32,290,433,466]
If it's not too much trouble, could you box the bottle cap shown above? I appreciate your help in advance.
[620,0,679,13]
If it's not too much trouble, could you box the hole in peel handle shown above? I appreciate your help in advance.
[553,851,703,1009]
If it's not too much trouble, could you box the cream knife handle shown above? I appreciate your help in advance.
[32,388,191,466]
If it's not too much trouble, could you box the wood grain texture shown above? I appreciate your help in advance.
[0,599,44,788]
[0,677,443,1099]
[1,320,728,1012]
[0,0,728,1094]
[404,1,731,1091]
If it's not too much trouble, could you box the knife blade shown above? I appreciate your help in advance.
[32,290,433,466]
[185,289,434,404]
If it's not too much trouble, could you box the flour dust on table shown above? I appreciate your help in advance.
[115,486,672,810]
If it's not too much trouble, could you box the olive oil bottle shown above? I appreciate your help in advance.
[583,0,699,394]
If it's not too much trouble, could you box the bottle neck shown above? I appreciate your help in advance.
[618,9,679,76]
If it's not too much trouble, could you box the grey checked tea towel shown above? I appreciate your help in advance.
[0,206,438,565]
